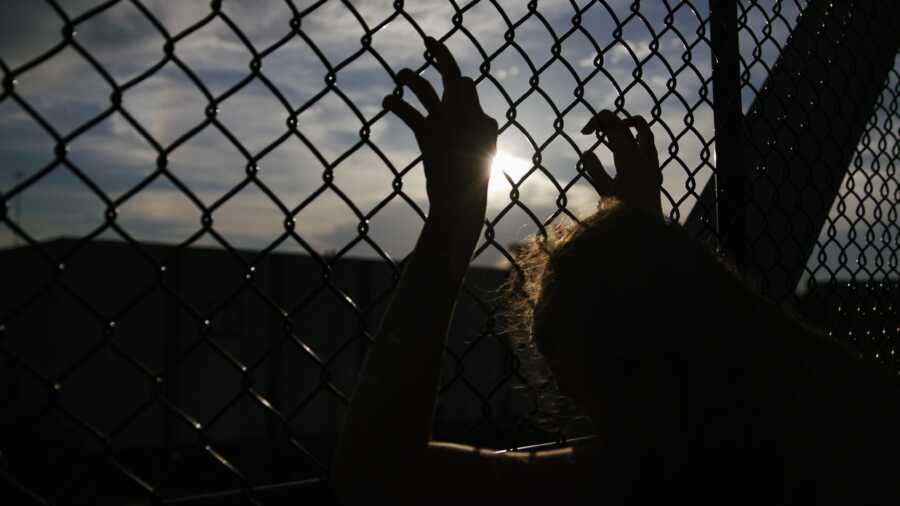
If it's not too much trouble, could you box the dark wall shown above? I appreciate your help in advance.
[1,239,527,499]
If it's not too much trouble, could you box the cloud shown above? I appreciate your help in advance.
[589,39,654,67]
[2,0,893,284]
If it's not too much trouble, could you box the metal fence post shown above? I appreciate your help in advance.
[709,0,747,268]
[688,0,900,300]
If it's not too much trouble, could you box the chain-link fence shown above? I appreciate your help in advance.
[1,0,898,503]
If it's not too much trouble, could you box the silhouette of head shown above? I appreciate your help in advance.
[506,198,769,443]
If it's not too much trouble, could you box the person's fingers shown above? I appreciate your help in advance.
[581,110,638,160]
[581,152,613,195]
[396,68,441,116]
[580,109,620,135]
[425,36,462,100]
[484,116,499,133]
[383,95,425,133]
[623,115,658,165]
[580,114,599,135]
[457,77,482,112]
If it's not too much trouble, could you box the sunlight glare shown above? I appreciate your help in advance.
[488,150,530,199]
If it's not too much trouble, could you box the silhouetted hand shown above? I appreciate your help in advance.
[384,37,498,227]
[580,110,662,217]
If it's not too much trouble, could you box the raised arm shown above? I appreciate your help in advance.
[330,38,600,505]
[330,35,494,498]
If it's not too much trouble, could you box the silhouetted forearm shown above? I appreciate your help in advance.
[332,209,483,487]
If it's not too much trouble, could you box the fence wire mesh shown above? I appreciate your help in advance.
[0,0,898,504]
[732,0,900,365]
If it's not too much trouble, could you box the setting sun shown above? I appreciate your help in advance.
[488,150,531,198]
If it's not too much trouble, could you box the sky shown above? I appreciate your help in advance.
[0,0,896,285]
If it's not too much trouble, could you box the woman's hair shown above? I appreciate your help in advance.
[503,200,896,498]
[501,198,799,436]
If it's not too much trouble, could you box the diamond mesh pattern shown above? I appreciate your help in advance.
[1,0,898,503]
